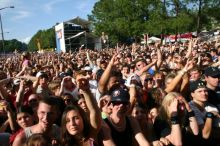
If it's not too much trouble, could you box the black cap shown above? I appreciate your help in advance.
[190,80,206,92]
[204,67,220,77]
[110,87,130,103]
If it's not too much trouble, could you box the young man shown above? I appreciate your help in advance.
[204,67,220,111]
[12,97,60,146]
[189,80,220,145]
[103,86,151,146]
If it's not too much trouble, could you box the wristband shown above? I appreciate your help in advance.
[187,111,195,118]
[206,112,214,119]
[171,115,179,125]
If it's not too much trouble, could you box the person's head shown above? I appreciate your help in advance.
[160,92,184,121]
[107,71,122,90]
[190,80,208,104]
[189,66,201,81]
[131,104,146,121]
[83,66,93,79]
[210,48,217,57]
[16,106,34,129]
[37,98,58,130]
[62,93,75,106]
[135,59,146,71]
[153,71,164,86]
[98,94,112,115]
[22,52,31,60]
[36,72,49,87]
[61,105,90,144]
[28,94,40,108]
[121,64,130,74]
[100,60,107,69]
[204,67,220,89]
[25,133,51,146]
[201,53,212,66]
[109,87,130,116]
[77,95,88,113]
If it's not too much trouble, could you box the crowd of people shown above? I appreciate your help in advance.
[0,37,220,146]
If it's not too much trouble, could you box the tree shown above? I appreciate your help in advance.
[89,0,195,44]
[0,39,27,53]
[28,28,56,52]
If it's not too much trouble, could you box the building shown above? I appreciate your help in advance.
[55,17,101,53]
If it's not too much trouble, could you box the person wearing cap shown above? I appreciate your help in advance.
[204,67,220,111]
[35,72,52,98]
[103,87,151,146]
[189,80,220,144]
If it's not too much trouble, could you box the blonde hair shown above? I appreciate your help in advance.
[159,92,181,122]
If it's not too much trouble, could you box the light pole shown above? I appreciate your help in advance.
[0,6,14,53]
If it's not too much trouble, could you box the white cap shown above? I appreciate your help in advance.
[83,66,92,71]
[13,79,21,85]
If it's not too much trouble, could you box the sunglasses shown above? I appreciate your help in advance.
[64,98,71,103]
[145,78,153,82]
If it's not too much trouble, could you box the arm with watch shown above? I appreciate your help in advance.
[201,112,215,139]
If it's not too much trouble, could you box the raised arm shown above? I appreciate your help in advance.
[165,60,193,93]
[166,98,182,146]
[136,60,157,76]
[15,80,25,108]
[77,77,101,136]
[98,54,117,94]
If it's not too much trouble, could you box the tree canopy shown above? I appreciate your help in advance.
[89,0,220,44]
[0,39,27,53]
[28,27,56,52]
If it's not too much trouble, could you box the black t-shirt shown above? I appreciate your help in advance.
[207,87,220,111]
[104,117,133,146]
[153,116,208,146]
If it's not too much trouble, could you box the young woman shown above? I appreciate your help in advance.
[9,105,34,145]
[154,92,199,145]
[61,77,101,146]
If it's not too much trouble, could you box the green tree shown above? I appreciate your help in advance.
[0,39,27,53]
[89,0,195,44]
[28,28,56,51]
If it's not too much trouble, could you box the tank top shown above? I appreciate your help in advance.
[24,124,60,141]
[104,117,133,146]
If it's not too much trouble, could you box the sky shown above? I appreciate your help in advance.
[0,0,98,43]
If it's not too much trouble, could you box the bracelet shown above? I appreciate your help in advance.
[206,112,214,119]
[187,111,195,118]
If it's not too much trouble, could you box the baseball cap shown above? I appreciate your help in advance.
[204,67,220,77]
[110,87,130,103]
[190,80,206,92]
[83,66,92,71]
[36,71,48,79]
[13,79,21,86]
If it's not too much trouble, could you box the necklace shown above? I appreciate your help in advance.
[109,116,126,130]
